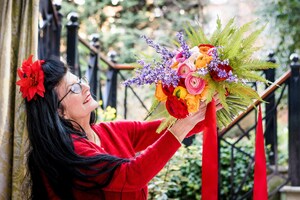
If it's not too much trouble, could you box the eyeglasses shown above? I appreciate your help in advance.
[58,76,89,106]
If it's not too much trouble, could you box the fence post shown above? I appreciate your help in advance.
[264,51,277,165]
[66,12,81,77]
[288,53,300,186]
[86,34,103,106]
[104,51,118,110]
[53,3,63,56]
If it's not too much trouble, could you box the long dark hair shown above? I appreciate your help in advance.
[24,58,127,199]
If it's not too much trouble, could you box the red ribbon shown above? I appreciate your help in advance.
[201,99,218,200]
[253,105,268,199]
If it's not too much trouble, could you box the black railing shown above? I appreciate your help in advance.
[288,54,300,186]
[264,52,277,165]
[217,52,297,199]
[38,0,62,59]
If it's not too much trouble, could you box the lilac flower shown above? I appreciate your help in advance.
[197,68,209,76]
[123,60,179,87]
[226,71,239,83]
[141,35,175,65]
[176,32,191,59]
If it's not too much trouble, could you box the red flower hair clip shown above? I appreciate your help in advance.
[16,55,45,101]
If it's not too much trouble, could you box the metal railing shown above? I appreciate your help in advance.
[38,0,62,59]
[217,53,300,199]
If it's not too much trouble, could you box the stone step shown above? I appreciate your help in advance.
[280,186,300,200]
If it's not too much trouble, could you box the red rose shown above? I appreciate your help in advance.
[162,85,175,96]
[178,78,186,87]
[166,95,189,119]
[210,64,232,82]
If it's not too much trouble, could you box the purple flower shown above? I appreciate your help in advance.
[123,60,179,87]
[176,32,191,59]
[141,35,175,65]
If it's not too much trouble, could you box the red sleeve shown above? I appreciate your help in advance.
[111,119,205,151]
[74,130,181,192]
[125,120,164,152]
[101,120,164,153]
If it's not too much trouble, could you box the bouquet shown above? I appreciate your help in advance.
[124,18,277,132]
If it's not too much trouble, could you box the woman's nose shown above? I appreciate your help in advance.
[81,81,90,92]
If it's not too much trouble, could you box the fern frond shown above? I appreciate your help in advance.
[227,83,261,100]
[239,60,278,70]
[215,18,236,46]
[239,72,268,83]
[210,17,223,44]
[241,25,266,50]
[223,21,254,59]
[184,25,201,46]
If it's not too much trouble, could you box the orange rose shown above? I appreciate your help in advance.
[198,44,214,54]
[155,83,168,102]
[195,54,212,68]
[185,94,201,113]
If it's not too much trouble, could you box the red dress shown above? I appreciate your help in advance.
[45,120,205,199]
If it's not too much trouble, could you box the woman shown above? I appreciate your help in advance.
[17,56,213,200]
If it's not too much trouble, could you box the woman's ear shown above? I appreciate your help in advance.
[57,107,64,118]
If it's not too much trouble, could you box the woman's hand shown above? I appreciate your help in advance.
[168,93,223,142]
[168,101,207,142]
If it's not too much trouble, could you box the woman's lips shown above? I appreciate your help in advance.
[83,94,91,104]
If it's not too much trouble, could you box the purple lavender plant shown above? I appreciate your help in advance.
[123,60,179,87]
[140,35,175,65]
[176,32,191,59]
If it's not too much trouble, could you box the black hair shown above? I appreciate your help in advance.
[24,58,128,199]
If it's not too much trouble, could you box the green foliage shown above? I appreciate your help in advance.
[60,0,210,64]
[148,137,255,200]
[258,0,300,65]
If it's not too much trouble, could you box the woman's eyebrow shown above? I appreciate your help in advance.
[65,79,78,91]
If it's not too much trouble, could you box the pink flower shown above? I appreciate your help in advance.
[175,51,186,62]
[177,63,194,78]
[185,73,206,95]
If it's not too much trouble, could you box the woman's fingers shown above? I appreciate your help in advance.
[216,103,223,111]
[212,93,223,111]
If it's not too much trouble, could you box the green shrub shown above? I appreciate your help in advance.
[148,136,256,199]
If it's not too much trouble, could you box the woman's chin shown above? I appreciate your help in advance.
[90,98,100,110]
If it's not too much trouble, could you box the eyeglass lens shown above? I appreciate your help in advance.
[70,77,89,94]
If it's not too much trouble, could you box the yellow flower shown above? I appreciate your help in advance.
[173,86,188,99]
[155,82,168,102]
[185,94,201,113]
[199,84,210,101]
[195,53,212,68]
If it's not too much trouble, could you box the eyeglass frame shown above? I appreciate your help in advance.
[58,76,89,106]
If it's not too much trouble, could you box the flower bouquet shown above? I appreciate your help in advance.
[124,18,277,132]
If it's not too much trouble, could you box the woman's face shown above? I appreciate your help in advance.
[56,72,99,122]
